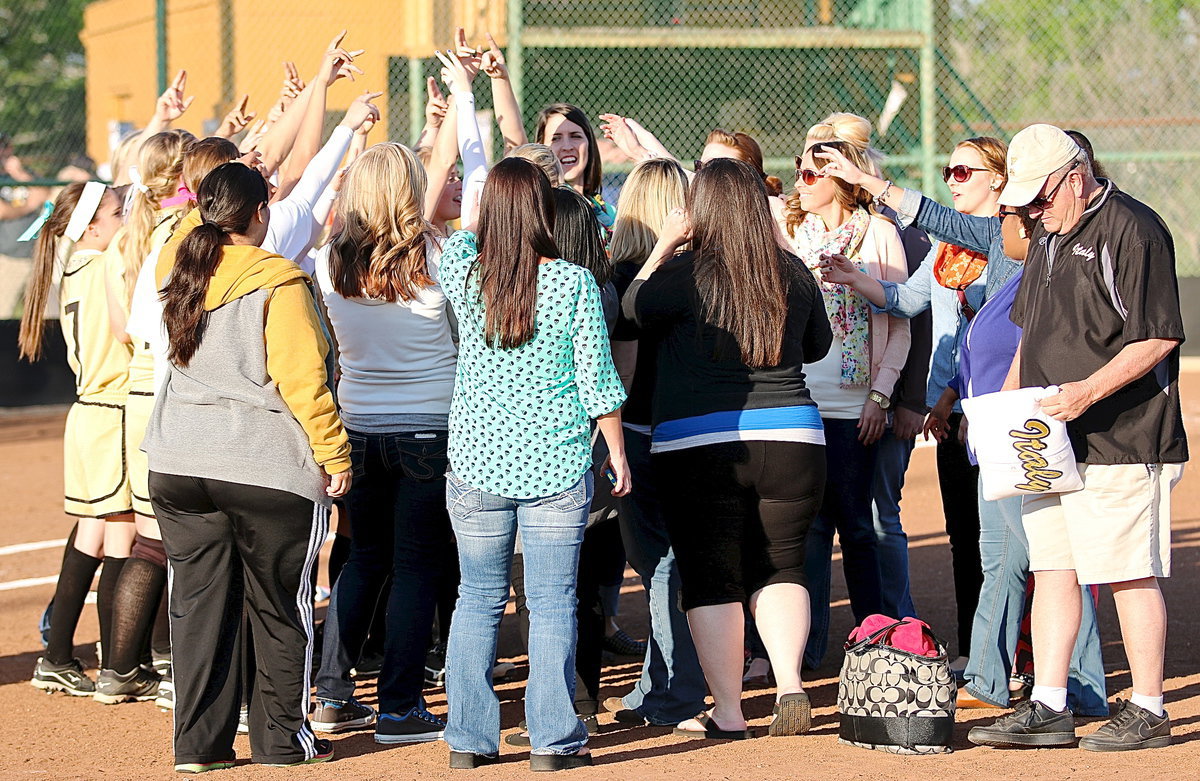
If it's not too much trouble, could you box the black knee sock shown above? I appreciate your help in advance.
[96,556,128,664]
[107,556,166,674]
[151,579,171,659]
[44,535,103,665]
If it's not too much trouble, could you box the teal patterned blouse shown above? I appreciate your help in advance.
[440,230,626,499]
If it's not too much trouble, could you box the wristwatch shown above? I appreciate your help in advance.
[868,390,892,410]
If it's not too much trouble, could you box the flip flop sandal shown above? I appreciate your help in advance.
[768,692,812,736]
[672,712,749,740]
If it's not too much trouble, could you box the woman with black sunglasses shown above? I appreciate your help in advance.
[817,136,1037,709]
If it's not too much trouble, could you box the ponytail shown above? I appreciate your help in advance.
[161,162,268,367]
[161,222,224,366]
[18,183,90,361]
[120,129,192,302]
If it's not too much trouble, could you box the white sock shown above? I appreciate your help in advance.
[1031,685,1068,712]
[1130,692,1165,717]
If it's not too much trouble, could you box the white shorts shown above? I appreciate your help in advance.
[1022,462,1183,586]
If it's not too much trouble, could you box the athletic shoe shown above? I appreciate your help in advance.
[603,628,647,657]
[425,642,447,688]
[237,707,250,734]
[174,760,235,774]
[152,653,172,677]
[374,706,446,744]
[967,700,1076,747]
[351,647,384,679]
[95,667,161,704]
[155,667,175,710]
[311,698,377,733]
[263,738,333,767]
[1079,699,1171,752]
[492,661,516,681]
[31,657,95,696]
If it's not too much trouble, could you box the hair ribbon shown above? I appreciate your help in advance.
[16,200,54,242]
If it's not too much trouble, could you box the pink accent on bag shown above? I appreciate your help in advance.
[848,614,940,658]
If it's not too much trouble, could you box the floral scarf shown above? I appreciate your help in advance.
[798,209,872,387]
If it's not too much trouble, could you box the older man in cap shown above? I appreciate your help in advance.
[967,124,1187,751]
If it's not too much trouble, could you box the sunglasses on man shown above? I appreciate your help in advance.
[1027,161,1080,211]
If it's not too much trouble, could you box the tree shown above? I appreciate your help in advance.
[0,0,89,177]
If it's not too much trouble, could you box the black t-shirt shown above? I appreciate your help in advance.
[611,260,656,427]
[622,250,832,427]
[1010,181,1187,464]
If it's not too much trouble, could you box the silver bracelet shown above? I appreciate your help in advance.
[875,180,893,205]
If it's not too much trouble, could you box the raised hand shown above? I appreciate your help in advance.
[318,31,365,86]
[599,113,649,160]
[435,44,481,96]
[660,207,692,249]
[282,61,306,98]
[239,121,269,153]
[217,95,257,138]
[480,32,509,80]
[155,69,195,123]
[813,145,868,186]
[341,90,383,132]
[424,77,448,129]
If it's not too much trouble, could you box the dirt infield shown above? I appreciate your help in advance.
[1,376,1199,780]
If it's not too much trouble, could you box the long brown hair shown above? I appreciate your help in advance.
[329,143,434,302]
[690,158,791,368]
[18,184,100,360]
[162,163,268,366]
[472,157,560,349]
[535,104,602,196]
[704,128,782,196]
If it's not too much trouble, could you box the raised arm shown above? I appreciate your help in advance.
[415,77,448,152]
[437,40,487,230]
[481,32,528,153]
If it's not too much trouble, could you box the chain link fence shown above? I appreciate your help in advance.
[2,0,1199,273]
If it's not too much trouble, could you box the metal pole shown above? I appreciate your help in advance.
[408,57,424,146]
[507,0,525,110]
[156,0,168,94]
[919,0,937,193]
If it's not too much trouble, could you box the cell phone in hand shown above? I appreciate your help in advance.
[603,465,618,487]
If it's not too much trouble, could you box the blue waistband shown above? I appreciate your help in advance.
[654,405,824,442]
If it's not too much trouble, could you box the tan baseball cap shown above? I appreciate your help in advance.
[998,124,1082,207]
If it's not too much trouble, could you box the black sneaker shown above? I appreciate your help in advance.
[352,647,384,679]
[375,706,446,744]
[425,642,447,688]
[95,667,161,704]
[1079,699,1171,752]
[263,738,333,767]
[968,700,1076,748]
[603,628,647,657]
[311,698,377,733]
[31,657,95,696]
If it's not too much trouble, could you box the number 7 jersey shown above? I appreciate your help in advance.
[59,247,133,401]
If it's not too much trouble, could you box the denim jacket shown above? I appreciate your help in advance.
[873,189,1022,409]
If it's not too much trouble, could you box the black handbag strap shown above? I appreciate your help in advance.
[839,714,954,750]
[844,620,907,652]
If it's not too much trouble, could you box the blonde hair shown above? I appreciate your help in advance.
[119,129,193,299]
[805,113,883,175]
[109,130,144,187]
[328,143,435,302]
[508,143,564,187]
[955,136,1009,189]
[609,158,689,266]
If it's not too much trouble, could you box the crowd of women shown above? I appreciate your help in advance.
[18,27,1130,772]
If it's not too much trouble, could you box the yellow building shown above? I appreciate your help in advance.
[81,0,505,164]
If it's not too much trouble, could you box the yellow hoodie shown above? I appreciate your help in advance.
[157,208,350,476]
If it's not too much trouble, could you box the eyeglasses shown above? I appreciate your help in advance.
[998,208,1021,219]
[793,156,827,187]
[1028,162,1079,211]
[942,164,989,183]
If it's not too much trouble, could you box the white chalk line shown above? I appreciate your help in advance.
[0,538,67,557]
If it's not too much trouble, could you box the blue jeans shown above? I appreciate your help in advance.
[872,427,918,619]
[444,471,592,756]
[615,428,707,725]
[963,479,1107,715]
[315,429,455,714]
[804,417,883,669]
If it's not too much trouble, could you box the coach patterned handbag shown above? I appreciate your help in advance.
[837,616,956,754]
